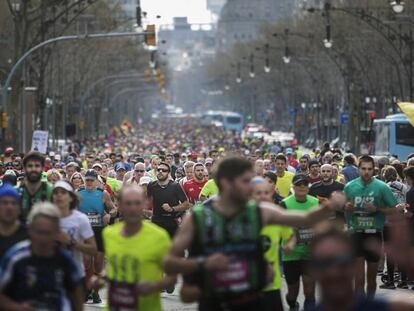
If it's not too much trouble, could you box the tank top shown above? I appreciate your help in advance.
[78,188,105,227]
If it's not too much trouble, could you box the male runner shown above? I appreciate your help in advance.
[182,163,208,205]
[164,157,345,311]
[275,154,294,198]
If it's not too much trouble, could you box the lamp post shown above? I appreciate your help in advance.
[390,1,405,13]
[249,54,255,78]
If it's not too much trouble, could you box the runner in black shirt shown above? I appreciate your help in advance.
[0,184,28,258]
[309,164,345,221]
[147,162,190,238]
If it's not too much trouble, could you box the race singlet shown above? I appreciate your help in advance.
[86,212,103,227]
[212,258,250,293]
[108,281,139,311]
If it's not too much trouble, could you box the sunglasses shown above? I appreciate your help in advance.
[157,168,169,173]
[135,170,146,173]
[311,254,354,271]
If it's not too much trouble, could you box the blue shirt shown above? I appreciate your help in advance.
[0,240,82,311]
[342,165,359,183]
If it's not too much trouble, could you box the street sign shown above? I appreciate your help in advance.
[31,130,48,154]
[340,112,349,125]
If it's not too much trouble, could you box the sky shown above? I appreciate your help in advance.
[141,0,213,25]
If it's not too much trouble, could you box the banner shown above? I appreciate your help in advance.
[397,102,414,127]
[31,130,49,154]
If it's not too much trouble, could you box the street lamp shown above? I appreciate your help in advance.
[283,46,291,64]
[324,24,333,48]
[249,54,255,79]
[390,1,405,13]
[224,85,230,90]
[11,0,21,13]
[264,65,271,73]
[236,77,242,83]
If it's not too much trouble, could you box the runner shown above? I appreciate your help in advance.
[182,163,208,205]
[344,155,398,297]
[91,185,176,311]
[308,224,414,311]
[296,156,310,175]
[17,151,53,222]
[0,202,83,311]
[255,159,265,177]
[275,154,294,199]
[164,157,345,311]
[78,169,117,304]
[52,181,97,291]
[342,154,359,183]
[281,174,319,311]
[308,159,322,185]
[309,164,345,221]
[124,162,147,185]
[147,162,190,238]
[263,171,283,204]
[199,178,219,202]
[65,162,79,181]
[0,184,28,258]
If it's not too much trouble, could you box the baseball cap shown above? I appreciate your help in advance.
[205,158,213,165]
[4,169,16,176]
[139,176,152,186]
[85,169,98,181]
[286,148,293,155]
[93,163,103,169]
[54,180,74,193]
[5,147,13,154]
[292,174,309,186]
[115,163,126,172]
[0,183,20,201]
[66,156,75,163]
[55,154,61,161]
[49,151,55,157]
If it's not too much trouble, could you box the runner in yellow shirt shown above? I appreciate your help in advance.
[275,154,294,198]
[91,185,176,311]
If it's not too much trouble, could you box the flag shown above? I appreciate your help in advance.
[397,102,414,127]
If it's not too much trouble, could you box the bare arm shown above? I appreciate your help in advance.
[391,302,414,311]
[0,294,34,311]
[103,191,117,216]
[173,201,191,213]
[73,236,97,256]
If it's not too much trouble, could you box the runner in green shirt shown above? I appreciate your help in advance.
[343,155,398,298]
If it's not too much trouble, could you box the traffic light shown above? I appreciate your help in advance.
[145,24,156,46]
[1,112,8,129]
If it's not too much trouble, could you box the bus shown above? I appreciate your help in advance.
[373,114,414,160]
[201,111,244,132]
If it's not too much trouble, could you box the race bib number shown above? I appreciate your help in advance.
[296,228,314,245]
[212,259,250,293]
[108,281,139,311]
[87,213,103,227]
[352,215,376,233]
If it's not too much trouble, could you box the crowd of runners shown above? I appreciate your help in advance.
[0,119,414,311]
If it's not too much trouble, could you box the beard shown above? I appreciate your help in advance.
[27,171,41,183]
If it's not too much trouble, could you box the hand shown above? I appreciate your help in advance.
[329,191,346,211]
[363,203,377,214]
[136,282,158,295]
[103,213,111,225]
[162,203,173,212]
[204,253,229,272]
[56,231,71,246]
[283,243,294,256]
[344,202,355,212]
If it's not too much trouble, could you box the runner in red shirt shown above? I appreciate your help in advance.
[182,163,208,205]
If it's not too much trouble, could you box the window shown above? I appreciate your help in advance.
[396,122,414,146]
[226,116,242,124]
[374,123,389,155]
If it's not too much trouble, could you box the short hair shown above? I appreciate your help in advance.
[23,151,45,167]
[408,158,414,167]
[158,162,171,172]
[27,202,61,227]
[358,155,375,168]
[383,166,398,182]
[275,154,287,163]
[47,169,62,181]
[214,156,253,191]
[263,171,277,184]
[193,163,205,170]
[404,166,414,180]
[310,222,355,257]
[343,154,355,165]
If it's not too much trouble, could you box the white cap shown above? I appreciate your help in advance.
[4,169,16,176]
[53,180,74,193]
[55,154,61,161]
[49,151,55,157]
[139,176,152,186]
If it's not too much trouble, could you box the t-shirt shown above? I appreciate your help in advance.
[60,210,94,277]
[182,179,208,204]
[281,195,319,261]
[200,179,219,199]
[17,181,53,222]
[106,177,122,194]
[0,240,82,311]
[308,175,322,185]
[342,165,359,183]
[261,225,293,291]
[147,180,187,219]
[276,171,294,198]
[309,181,345,220]
[0,224,28,259]
[103,221,171,311]
[344,177,397,232]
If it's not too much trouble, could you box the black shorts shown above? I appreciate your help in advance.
[283,260,309,285]
[352,232,382,263]
[262,290,283,311]
[152,218,178,238]
[92,227,104,252]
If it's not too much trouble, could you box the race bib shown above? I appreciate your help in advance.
[87,213,103,227]
[296,228,314,245]
[108,281,139,311]
[212,259,250,293]
[352,215,376,233]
